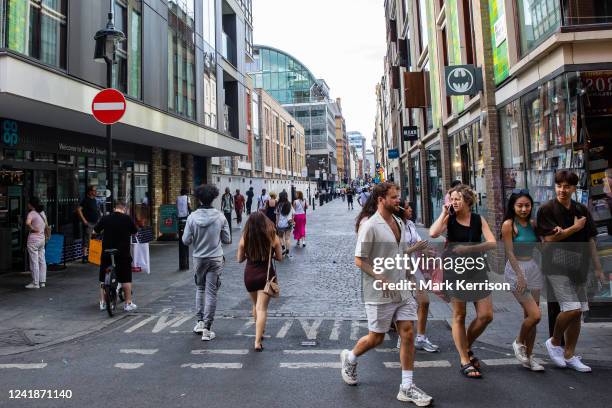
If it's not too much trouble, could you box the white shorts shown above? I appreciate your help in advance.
[547,274,589,312]
[364,299,417,333]
[504,259,543,291]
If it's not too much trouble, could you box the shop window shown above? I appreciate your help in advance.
[410,154,422,224]
[517,0,561,55]
[5,0,67,69]
[562,0,612,26]
[500,100,527,201]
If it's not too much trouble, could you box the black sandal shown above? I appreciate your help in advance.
[254,344,264,352]
[468,350,481,370]
[460,362,482,379]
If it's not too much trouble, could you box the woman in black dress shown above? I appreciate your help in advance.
[430,185,496,379]
[237,212,283,351]
[265,192,278,225]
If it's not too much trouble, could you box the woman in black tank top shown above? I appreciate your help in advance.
[430,185,496,379]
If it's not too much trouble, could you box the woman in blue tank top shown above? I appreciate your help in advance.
[501,189,544,372]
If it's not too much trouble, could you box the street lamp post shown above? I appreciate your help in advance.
[94,0,125,211]
[287,121,295,202]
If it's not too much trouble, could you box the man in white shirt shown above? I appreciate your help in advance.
[176,189,191,219]
[358,187,371,207]
[257,189,270,211]
[340,182,432,406]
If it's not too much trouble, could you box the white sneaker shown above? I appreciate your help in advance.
[193,321,205,334]
[545,338,566,368]
[522,356,545,372]
[340,349,358,385]
[512,339,529,364]
[123,302,138,312]
[397,384,433,406]
[565,356,592,372]
[40,283,46,288]
[25,283,39,289]
[99,301,106,311]
[415,336,439,353]
[201,328,216,341]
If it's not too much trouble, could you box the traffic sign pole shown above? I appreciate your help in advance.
[91,87,127,212]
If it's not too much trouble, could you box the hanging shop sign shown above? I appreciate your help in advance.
[388,149,399,159]
[403,126,419,141]
[444,65,483,96]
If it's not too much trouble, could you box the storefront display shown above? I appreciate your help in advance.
[0,119,151,270]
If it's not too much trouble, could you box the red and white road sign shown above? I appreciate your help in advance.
[91,88,126,125]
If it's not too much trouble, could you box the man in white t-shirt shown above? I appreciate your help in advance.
[340,182,432,406]
[358,187,371,207]
[176,189,191,219]
[257,189,270,211]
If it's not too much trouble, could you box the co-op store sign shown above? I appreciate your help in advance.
[2,120,19,147]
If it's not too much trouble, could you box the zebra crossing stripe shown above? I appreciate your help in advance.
[120,349,159,355]
[280,362,342,369]
[329,320,341,340]
[114,363,144,369]
[181,363,242,369]
[481,358,546,366]
[124,315,157,333]
[283,349,343,355]
[383,360,451,368]
[191,349,249,355]
[375,348,399,353]
[0,363,47,369]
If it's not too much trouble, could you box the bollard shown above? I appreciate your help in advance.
[178,218,189,271]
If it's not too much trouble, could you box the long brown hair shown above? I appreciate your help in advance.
[242,212,276,262]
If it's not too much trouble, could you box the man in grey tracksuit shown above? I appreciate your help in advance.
[182,184,231,341]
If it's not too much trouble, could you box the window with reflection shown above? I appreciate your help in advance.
[168,0,196,119]
[5,0,67,68]
[562,0,612,26]
[517,0,561,55]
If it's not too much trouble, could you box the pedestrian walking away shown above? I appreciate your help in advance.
[221,188,234,236]
[276,191,294,257]
[182,184,231,341]
[246,187,254,215]
[77,185,101,263]
[536,170,605,373]
[429,184,496,379]
[234,189,245,228]
[347,188,354,210]
[264,192,278,225]
[24,197,49,289]
[341,182,432,406]
[501,189,544,371]
[396,199,439,353]
[293,191,308,247]
[237,211,283,351]
[358,187,370,207]
[257,189,270,211]
[94,202,139,312]
[176,188,192,221]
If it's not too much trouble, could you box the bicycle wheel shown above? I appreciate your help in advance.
[104,286,113,317]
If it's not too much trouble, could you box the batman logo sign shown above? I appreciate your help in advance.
[447,67,475,94]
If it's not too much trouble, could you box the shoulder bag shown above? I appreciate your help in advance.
[263,246,280,298]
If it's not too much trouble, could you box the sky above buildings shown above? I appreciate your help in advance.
[252,0,385,149]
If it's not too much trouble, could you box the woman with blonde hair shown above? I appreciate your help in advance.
[430,184,496,379]
[237,212,283,351]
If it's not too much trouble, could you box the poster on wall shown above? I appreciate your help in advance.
[489,0,510,85]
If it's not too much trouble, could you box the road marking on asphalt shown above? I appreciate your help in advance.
[481,358,547,366]
[383,361,451,368]
[124,315,157,333]
[114,363,144,369]
[0,363,47,369]
[236,319,254,336]
[330,320,341,340]
[181,363,243,369]
[283,349,343,355]
[191,349,249,355]
[375,348,399,353]
[119,349,159,355]
[152,314,191,333]
[276,320,293,338]
[280,362,342,369]
[299,319,323,340]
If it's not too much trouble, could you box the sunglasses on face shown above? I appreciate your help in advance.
[511,188,529,195]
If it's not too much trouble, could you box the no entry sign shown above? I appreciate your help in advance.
[91,88,126,125]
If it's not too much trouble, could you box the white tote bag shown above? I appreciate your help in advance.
[131,236,150,274]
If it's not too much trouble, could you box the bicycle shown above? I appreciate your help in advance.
[101,249,119,317]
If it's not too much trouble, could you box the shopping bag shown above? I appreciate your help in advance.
[131,236,150,274]
[88,239,102,266]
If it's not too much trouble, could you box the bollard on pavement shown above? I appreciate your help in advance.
[178,218,189,271]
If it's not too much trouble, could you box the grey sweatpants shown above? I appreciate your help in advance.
[194,256,224,328]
